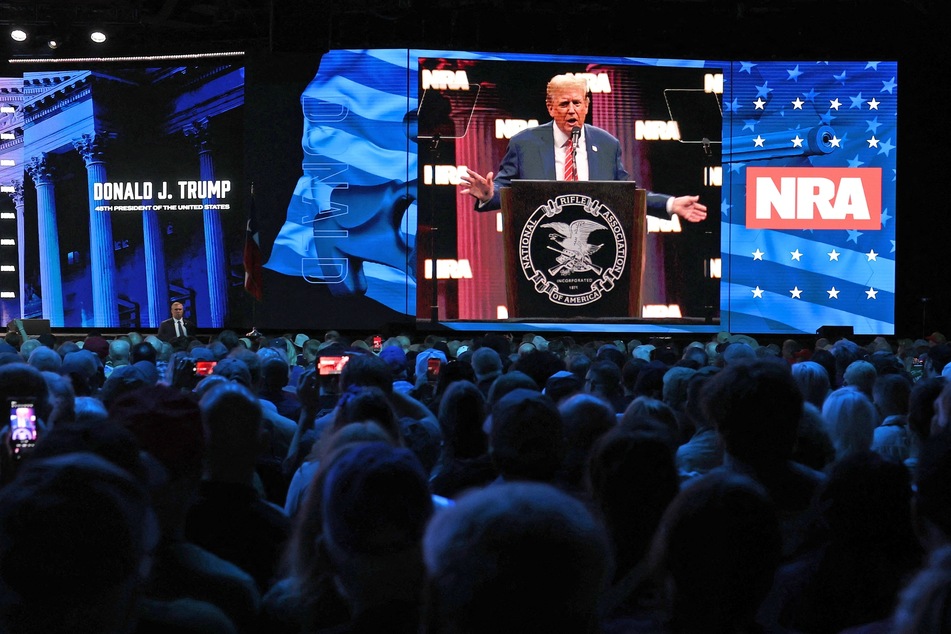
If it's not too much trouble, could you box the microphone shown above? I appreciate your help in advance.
[570,125,581,149]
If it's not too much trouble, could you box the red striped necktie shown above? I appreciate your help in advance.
[564,139,577,181]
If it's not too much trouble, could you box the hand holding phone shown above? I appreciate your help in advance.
[8,400,37,461]
[195,360,217,376]
[319,355,350,376]
[427,357,441,382]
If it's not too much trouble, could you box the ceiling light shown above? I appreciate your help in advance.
[47,39,59,49]
[90,31,107,44]
[11,29,27,42]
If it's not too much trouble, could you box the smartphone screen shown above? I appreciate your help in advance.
[319,355,350,376]
[195,360,217,376]
[372,336,383,353]
[8,400,37,459]
[427,357,441,380]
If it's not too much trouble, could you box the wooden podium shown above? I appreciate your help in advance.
[500,180,647,320]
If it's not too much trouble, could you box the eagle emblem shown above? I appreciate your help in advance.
[541,219,607,275]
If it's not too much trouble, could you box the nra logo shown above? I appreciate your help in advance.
[635,120,681,141]
[423,164,467,185]
[424,259,473,279]
[421,69,471,90]
[495,118,540,139]
[566,72,612,94]
[746,167,882,230]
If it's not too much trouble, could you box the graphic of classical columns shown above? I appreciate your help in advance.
[74,133,120,327]
[185,118,227,328]
[8,181,26,317]
[141,205,169,329]
[23,155,64,325]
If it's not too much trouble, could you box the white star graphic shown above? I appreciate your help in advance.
[791,135,804,148]
[866,287,878,299]
[868,98,880,110]
[830,98,842,110]
[868,136,880,148]
[866,249,878,261]
[827,287,840,299]
[792,97,804,109]
[753,98,766,109]
[753,135,765,147]
[752,286,765,298]
[830,136,841,148]
[752,249,765,260]
[790,287,803,299]
[790,249,803,261]
[828,249,840,261]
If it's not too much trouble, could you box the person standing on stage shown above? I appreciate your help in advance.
[157,301,197,343]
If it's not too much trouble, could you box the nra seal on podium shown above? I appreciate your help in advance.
[518,194,627,307]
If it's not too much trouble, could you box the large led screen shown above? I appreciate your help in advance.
[0,63,246,331]
[722,60,897,335]
[257,49,895,335]
[414,54,722,332]
[1,50,896,336]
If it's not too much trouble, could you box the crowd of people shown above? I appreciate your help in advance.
[2,325,951,633]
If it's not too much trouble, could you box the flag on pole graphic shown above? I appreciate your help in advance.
[243,183,263,301]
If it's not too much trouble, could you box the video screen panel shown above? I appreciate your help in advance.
[0,63,246,331]
[1,50,896,336]
[721,60,897,335]
[259,49,725,334]
[415,54,722,332]
[258,49,895,335]
[256,49,418,331]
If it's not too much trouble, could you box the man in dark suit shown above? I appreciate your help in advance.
[157,301,196,343]
[460,73,707,223]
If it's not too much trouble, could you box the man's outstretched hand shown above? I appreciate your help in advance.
[461,168,496,204]
[670,195,707,223]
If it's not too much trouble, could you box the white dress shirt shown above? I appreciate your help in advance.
[553,126,589,181]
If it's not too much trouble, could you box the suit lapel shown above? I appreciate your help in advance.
[537,122,557,180]
[584,125,606,180]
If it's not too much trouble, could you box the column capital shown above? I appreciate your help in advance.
[184,117,213,153]
[72,132,115,166]
[7,180,24,207]
[24,154,55,185]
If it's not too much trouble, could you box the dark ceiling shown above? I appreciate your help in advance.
[1,0,271,58]
[0,0,947,61]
